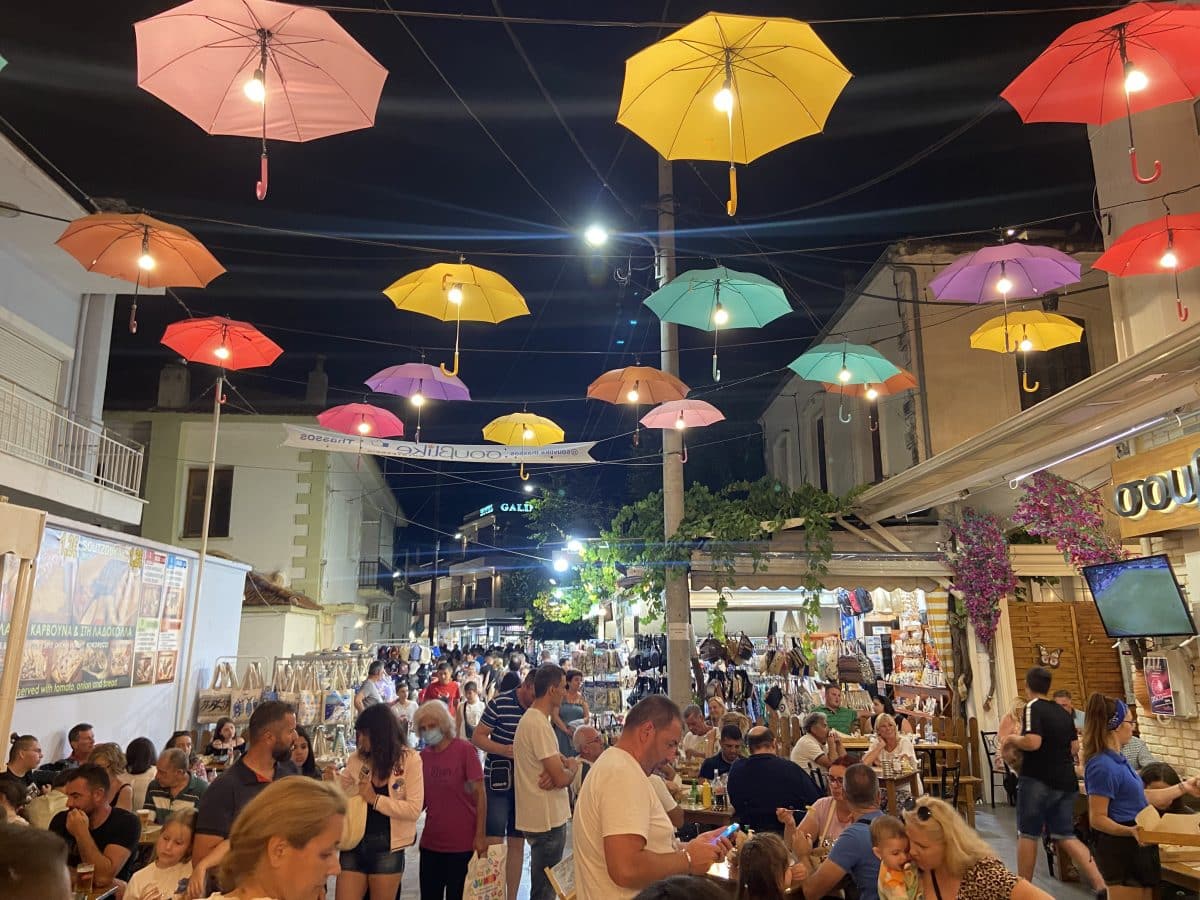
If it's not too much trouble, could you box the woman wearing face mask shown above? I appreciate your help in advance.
[416,700,488,900]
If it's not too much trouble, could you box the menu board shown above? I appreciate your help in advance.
[0,527,190,698]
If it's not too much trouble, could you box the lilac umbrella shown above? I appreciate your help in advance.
[928,243,1081,303]
[365,363,471,401]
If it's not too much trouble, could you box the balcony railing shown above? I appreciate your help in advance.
[358,558,396,594]
[0,375,144,497]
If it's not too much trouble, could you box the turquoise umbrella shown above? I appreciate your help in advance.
[788,342,901,422]
[644,266,791,381]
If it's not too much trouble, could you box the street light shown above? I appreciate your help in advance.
[553,556,569,573]
[584,224,609,248]
[567,538,583,553]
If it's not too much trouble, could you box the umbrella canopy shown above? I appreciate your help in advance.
[318,403,404,438]
[787,344,901,385]
[821,370,919,399]
[587,366,689,405]
[969,311,1083,354]
[161,316,282,370]
[617,11,851,214]
[384,262,529,377]
[483,413,565,446]
[135,0,388,198]
[928,243,1081,302]
[365,363,471,402]
[1000,2,1200,184]
[640,399,725,430]
[1094,213,1200,323]
[56,212,226,332]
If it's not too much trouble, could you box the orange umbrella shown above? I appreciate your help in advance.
[586,365,689,405]
[820,370,918,399]
[56,212,225,333]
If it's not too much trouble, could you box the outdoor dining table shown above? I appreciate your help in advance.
[679,802,734,828]
[840,737,964,777]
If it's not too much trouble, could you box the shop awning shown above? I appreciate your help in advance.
[854,326,1200,522]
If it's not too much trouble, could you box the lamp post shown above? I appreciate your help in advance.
[584,156,691,709]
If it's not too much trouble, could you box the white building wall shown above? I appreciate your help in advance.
[237,607,321,662]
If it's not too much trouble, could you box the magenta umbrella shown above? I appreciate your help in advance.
[135,0,388,199]
[317,402,404,438]
[929,243,1081,303]
[640,399,724,464]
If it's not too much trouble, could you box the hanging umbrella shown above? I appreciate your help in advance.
[1001,2,1200,184]
[643,267,791,380]
[135,0,388,199]
[384,261,529,377]
[55,212,225,333]
[482,412,565,481]
[617,12,851,215]
[161,315,280,723]
[820,369,918,400]
[365,362,469,441]
[928,243,1081,303]
[586,365,689,405]
[788,343,901,423]
[1094,212,1200,323]
[970,311,1083,394]
[640,399,725,463]
[317,402,404,438]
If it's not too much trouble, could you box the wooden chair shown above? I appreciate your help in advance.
[546,854,576,900]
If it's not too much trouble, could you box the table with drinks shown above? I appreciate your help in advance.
[71,863,116,900]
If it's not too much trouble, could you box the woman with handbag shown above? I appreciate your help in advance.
[334,703,424,900]
[778,754,858,873]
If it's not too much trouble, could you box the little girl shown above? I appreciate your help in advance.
[734,832,793,900]
[126,810,196,900]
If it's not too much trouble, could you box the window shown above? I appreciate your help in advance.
[1016,317,1092,410]
[182,467,233,538]
[815,418,828,492]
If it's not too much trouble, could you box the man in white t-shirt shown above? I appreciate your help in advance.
[790,711,843,771]
[513,663,579,900]
[679,704,717,761]
[572,695,733,900]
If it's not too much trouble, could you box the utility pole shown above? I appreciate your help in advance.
[657,156,691,709]
[428,464,442,644]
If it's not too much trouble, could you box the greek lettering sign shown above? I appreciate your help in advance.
[282,424,597,464]
[1110,433,1200,539]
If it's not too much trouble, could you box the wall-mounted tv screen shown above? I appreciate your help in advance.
[1081,554,1197,639]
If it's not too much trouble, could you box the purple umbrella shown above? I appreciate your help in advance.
[365,363,471,401]
[928,243,1081,303]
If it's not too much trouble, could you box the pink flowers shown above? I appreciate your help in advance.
[945,509,1017,649]
[1011,472,1126,570]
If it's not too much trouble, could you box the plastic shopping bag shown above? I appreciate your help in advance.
[462,844,507,900]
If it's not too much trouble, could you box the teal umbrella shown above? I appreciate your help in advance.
[644,266,791,381]
[788,342,901,422]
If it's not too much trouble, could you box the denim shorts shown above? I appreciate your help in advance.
[1015,775,1077,841]
[485,786,522,838]
[339,829,406,875]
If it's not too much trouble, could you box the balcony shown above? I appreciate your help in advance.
[0,374,145,525]
[357,558,397,595]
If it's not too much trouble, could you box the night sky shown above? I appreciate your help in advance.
[0,0,1113,561]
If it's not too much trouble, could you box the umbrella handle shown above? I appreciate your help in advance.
[1021,370,1040,394]
[681,442,688,464]
[129,300,138,334]
[868,415,878,433]
[439,350,460,377]
[519,463,529,481]
[256,152,269,201]
[726,164,738,217]
[1178,299,1190,323]
[838,403,851,424]
[712,352,721,383]
[1130,148,1161,185]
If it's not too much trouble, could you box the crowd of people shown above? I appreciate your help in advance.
[1,648,1197,900]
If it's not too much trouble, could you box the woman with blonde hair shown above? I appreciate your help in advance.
[904,797,1050,899]
[862,714,921,806]
[207,777,345,900]
[1081,693,1200,900]
[88,743,133,811]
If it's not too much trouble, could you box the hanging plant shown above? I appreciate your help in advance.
[1011,471,1126,570]
[944,508,1018,650]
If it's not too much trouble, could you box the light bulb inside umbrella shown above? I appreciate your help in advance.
[524,482,535,494]
[213,345,231,361]
[411,392,425,407]
[522,427,535,441]
[837,367,852,383]
[626,386,640,403]
[714,75,734,114]
[137,251,156,271]
[244,68,266,103]
[712,302,729,326]
[1019,338,1033,353]
[1124,63,1148,94]
[996,275,1013,294]
[357,421,372,435]
[865,386,879,401]
[675,413,687,430]
[1161,249,1179,269]
[447,284,464,304]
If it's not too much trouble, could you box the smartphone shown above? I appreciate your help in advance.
[719,823,740,840]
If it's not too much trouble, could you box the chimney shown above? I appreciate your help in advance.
[306,355,329,406]
[157,363,190,409]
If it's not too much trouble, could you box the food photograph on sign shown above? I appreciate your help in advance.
[1145,656,1176,716]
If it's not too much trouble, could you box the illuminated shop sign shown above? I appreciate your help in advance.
[1109,434,1200,539]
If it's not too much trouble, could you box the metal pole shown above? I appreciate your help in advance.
[428,537,440,645]
[657,156,691,709]
[177,374,222,729]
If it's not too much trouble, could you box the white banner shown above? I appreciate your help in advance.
[281,424,597,464]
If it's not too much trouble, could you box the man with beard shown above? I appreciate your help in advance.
[48,764,140,888]
[572,695,732,900]
[189,700,298,895]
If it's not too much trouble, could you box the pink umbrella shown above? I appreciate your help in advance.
[640,399,724,463]
[135,0,388,199]
[317,403,404,438]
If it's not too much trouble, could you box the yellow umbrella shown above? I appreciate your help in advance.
[483,412,565,481]
[384,261,529,376]
[617,12,851,215]
[970,311,1083,394]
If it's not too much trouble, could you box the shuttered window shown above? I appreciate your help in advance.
[0,325,61,401]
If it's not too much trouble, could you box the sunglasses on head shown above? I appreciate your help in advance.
[901,799,933,820]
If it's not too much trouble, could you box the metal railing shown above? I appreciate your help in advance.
[0,375,144,497]
[358,558,397,594]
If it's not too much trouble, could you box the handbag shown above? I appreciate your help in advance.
[197,662,237,725]
[852,587,875,615]
[232,662,265,725]
[276,664,300,713]
[340,793,368,850]
[698,634,725,663]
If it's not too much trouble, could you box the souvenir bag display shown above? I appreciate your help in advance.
[324,663,353,727]
[698,633,725,663]
[851,587,875,615]
[836,588,856,617]
[297,664,322,727]
[198,661,237,725]
[232,662,266,726]
[787,637,808,676]
[276,663,300,712]
[854,640,877,686]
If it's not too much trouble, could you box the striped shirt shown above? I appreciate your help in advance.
[480,688,525,776]
[144,774,208,824]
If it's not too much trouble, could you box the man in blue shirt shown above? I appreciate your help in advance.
[726,727,819,834]
[801,763,882,900]
[699,725,743,781]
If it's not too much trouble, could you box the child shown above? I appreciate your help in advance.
[456,680,486,741]
[871,815,923,900]
[734,832,791,900]
[126,810,195,900]
[0,779,28,825]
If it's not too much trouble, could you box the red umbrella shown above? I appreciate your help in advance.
[1001,2,1200,184]
[1094,213,1200,322]
[135,0,388,199]
[318,402,404,438]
